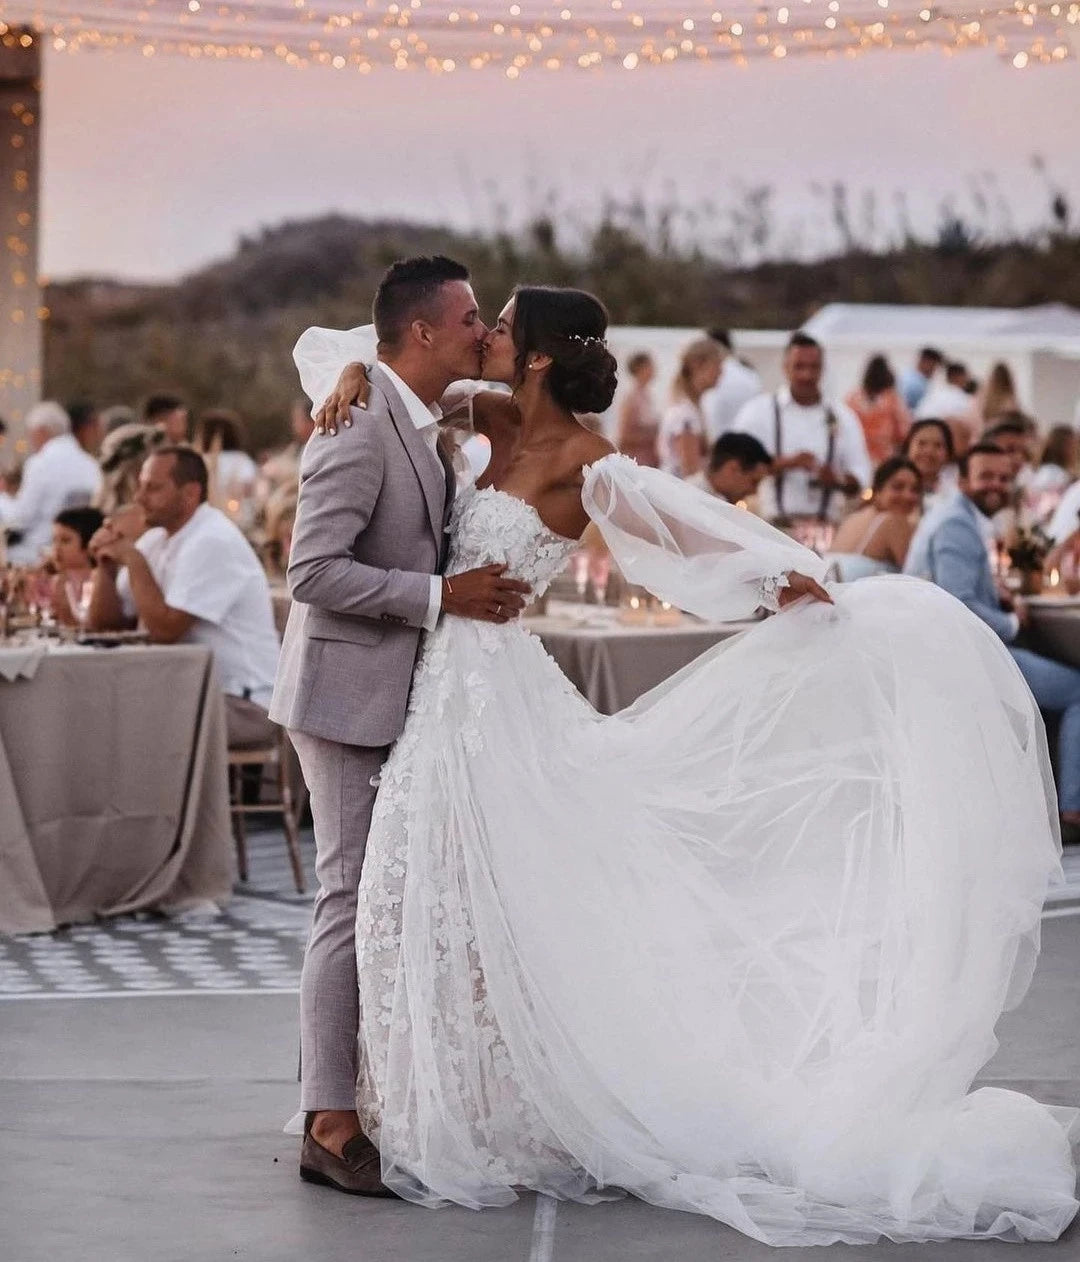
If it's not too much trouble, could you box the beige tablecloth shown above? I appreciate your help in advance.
[529,607,756,714]
[0,642,233,934]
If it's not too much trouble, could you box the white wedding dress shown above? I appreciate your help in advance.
[352,453,1077,1246]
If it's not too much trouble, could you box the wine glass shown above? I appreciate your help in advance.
[569,549,590,606]
[69,577,94,630]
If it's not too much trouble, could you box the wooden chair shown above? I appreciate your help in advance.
[228,729,306,893]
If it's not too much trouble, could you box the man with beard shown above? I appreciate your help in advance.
[907,441,1080,841]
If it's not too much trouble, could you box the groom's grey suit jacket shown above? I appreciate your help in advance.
[269,363,455,747]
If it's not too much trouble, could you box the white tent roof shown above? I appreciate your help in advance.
[802,303,1080,344]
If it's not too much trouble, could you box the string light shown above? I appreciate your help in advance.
[0,0,1071,71]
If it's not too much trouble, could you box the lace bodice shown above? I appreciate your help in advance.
[446,486,578,607]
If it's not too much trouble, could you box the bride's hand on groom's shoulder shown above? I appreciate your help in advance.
[315,362,371,435]
[778,572,834,609]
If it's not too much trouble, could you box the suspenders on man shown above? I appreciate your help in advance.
[772,394,840,523]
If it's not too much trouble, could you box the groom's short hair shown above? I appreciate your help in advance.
[373,255,471,348]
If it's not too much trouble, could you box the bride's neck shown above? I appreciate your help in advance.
[513,375,574,439]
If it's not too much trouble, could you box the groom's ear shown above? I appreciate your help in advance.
[410,318,436,350]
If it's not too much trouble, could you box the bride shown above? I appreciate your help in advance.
[301,287,1078,1246]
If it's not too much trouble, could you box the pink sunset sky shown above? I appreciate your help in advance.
[43,44,1080,280]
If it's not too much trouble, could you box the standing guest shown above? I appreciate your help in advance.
[144,393,190,444]
[700,328,764,442]
[901,418,957,515]
[730,332,871,524]
[194,409,260,503]
[686,432,772,506]
[845,354,913,465]
[916,361,978,456]
[96,422,164,514]
[976,361,1020,427]
[46,505,105,626]
[659,338,722,479]
[899,347,944,412]
[87,447,280,748]
[825,457,921,580]
[0,401,102,564]
[905,442,1080,838]
[68,401,105,458]
[1031,425,1078,500]
[615,352,661,467]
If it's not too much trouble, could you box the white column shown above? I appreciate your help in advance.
[0,27,41,438]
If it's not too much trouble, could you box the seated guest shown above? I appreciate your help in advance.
[0,401,102,564]
[261,398,316,490]
[48,505,104,626]
[825,457,921,581]
[845,354,912,465]
[194,409,260,502]
[88,447,280,748]
[905,442,1080,835]
[983,413,1037,541]
[144,393,190,444]
[1031,425,1078,500]
[901,418,957,515]
[68,401,105,458]
[687,432,772,506]
[615,352,661,468]
[97,422,165,515]
[659,339,722,478]
[916,362,977,456]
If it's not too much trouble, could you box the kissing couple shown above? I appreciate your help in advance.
[269,255,1077,1246]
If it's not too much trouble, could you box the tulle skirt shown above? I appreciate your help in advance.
[354,575,1078,1245]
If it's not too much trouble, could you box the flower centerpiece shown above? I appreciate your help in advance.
[1007,526,1053,596]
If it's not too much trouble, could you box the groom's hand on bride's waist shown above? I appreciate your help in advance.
[442,565,531,624]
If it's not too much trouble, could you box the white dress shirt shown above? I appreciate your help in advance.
[729,387,872,522]
[380,363,446,632]
[915,382,976,422]
[700,358,764,444]
[117,503,281,709]
[0,433,102,564]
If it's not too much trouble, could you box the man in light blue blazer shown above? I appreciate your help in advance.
[905,441,1080,832]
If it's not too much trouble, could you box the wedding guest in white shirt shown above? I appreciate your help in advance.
[686,432,772,506]
[729,332,872,523]
[898,347,944,412]
[1031,426,1078,500]
[0,401,103,564]
[659,338,722,478]
[88,446,281,748]
[700,328,764,442]
[915,361,978,456]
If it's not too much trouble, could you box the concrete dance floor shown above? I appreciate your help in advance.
[2,837,1079,1262]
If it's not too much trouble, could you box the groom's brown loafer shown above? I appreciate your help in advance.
[299,1115,400,1198]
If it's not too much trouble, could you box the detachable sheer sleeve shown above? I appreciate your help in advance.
[582,453,829,621]
[292,324,378,417]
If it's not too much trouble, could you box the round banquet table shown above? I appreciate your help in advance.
[1025,600,1080,671]
[0,640,233,935]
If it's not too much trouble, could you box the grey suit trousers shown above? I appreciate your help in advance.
[290,729,389,1111]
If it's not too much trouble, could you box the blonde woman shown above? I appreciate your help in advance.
[659,338,722,478]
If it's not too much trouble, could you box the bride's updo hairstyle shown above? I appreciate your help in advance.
[512,286,618,414]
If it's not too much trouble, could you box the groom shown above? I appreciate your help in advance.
[270,255,531,1195]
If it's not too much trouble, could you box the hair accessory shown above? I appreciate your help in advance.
[566,334,607,349]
